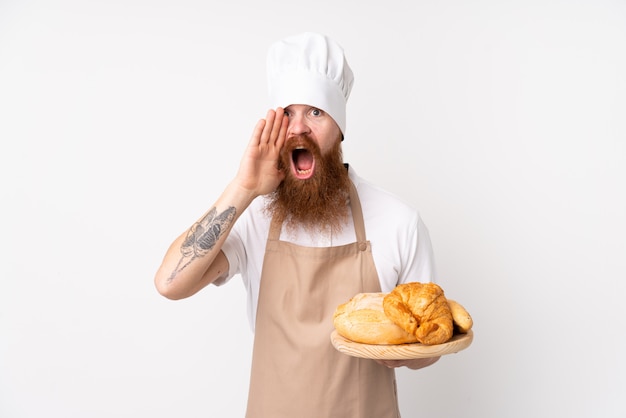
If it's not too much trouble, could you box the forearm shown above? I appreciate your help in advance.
[154,181,256,299]
[154,108,287,299]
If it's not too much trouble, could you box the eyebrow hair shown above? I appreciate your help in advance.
[284,105,323,113]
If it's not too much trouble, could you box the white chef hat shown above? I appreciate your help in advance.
[266,32,354,135]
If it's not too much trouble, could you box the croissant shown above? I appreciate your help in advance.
[383,282,454,345]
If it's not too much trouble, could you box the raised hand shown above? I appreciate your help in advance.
[235,108,288,197]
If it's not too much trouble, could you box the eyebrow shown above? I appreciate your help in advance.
[284,105,322,113]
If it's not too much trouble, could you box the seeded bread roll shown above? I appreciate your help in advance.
[333,292,418,345]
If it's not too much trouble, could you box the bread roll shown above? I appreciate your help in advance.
[447,299,473,333]
[333,293,418,345]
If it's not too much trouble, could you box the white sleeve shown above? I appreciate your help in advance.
[397,213,437,285]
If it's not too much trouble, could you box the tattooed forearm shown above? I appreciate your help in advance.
[167,206,236,282]
[181,207,237,257]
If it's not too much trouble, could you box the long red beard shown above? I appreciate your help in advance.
[265,134,351,234]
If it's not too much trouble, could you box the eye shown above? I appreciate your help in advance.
[310,108,322,116]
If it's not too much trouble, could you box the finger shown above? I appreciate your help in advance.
[381,360,405,368]
[250,119,266,145]
[375,360,392,368]
[275,110,288,149]
[268,107,284,143]
[260,109,276,144]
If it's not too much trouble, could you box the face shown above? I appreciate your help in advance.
[283,104,343,178]
[265,105,350,233]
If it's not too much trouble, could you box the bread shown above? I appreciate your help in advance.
[447,299,473,333]
[333,283,472,346]
[333,293,418,345]
[383,282,454,345]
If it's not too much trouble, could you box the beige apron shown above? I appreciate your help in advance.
[245,183,400,418]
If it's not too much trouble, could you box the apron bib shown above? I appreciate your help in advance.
[246,182,400,418]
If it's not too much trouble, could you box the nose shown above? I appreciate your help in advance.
[287,113,311,136]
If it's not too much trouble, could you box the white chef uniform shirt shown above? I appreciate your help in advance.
[219,166,436,331]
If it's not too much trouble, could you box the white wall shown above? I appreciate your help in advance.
[1,1,625,417]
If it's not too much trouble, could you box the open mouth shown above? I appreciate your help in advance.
[291,147,316,180]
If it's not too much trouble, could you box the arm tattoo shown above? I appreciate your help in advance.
[167,206,236,283]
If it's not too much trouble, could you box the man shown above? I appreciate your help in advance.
[155,32,438,417]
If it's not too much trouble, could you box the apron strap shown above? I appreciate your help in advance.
[268,212,282,241]
[348,181,367,249]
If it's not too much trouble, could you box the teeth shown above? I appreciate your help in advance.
[297,168,312,175]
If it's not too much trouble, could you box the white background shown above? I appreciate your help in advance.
[1,0,625,417]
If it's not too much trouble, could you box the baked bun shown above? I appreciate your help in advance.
[333,293,418,345]
[447,299,473,333]
[383,282,453,345]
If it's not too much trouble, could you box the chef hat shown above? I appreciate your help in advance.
[267,32,354,135]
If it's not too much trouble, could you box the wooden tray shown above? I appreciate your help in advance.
[330,329,473,360]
